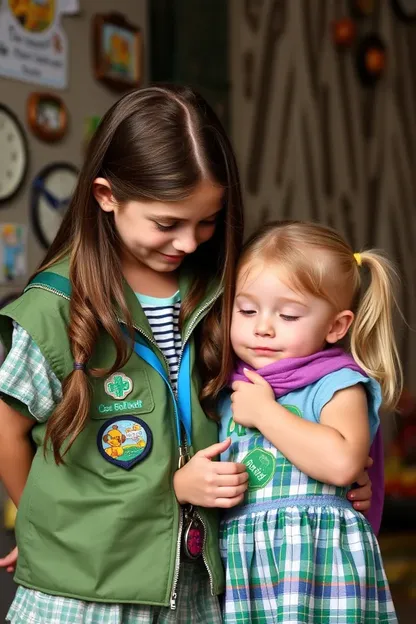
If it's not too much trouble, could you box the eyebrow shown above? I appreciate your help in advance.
[236,293,308,307]
[148,208,222,223]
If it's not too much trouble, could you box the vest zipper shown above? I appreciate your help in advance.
[195,510,215,596]
[25,284,71,301]
[171,288,221,603]
[176,288,222,374]
[128,322,187,611]
[170,506,184,609]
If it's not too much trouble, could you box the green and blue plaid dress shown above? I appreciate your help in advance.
[219,373,397,624]
[1,323,221,624]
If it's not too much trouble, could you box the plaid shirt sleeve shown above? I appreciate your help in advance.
[0,323,62,422]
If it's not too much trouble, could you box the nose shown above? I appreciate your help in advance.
[254,316,275,338]
[173,229,198,254]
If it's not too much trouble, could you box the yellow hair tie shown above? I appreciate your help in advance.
[353,252,362,267]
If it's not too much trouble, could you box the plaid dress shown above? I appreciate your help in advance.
[0,323,221,624]
[219,377,397,624]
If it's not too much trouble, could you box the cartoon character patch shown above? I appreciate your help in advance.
[97,416,152,469]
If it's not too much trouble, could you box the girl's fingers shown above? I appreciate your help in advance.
[215,494,245,508]
[0,547,18,568]
[216,472,249,487]
[215,484,248,499]
[353,500,370,512]
[348,483,371,501]
[215,461,247,475]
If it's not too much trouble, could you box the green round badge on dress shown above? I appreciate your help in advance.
[242,448,276,490]
[104,372,133,400]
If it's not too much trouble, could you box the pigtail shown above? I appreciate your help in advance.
[43,207,133,465]
[350,250,403,411]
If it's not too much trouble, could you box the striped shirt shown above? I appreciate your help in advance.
[136,291,182,389]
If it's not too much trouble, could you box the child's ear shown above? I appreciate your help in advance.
[326,310,354,344]
[93,177,117,213]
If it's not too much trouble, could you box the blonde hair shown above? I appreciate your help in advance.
[236,221,402,411]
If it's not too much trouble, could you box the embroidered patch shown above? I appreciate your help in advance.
[242,448,276,490]
[281,404,303,417]
[104,372,133,400]
[227,416,247,437]
[97,416,152,469]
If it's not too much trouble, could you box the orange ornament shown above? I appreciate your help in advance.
[332,18,356,47]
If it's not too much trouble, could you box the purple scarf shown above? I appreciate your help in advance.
[229,348,384,534]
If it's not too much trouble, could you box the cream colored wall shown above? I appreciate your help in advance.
[230,0,416,409]
[0,0,148,294]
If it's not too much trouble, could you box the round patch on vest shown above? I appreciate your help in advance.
[97,416,152,469]
[104,372,133,400]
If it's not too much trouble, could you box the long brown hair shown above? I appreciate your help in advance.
[209,220,402,411]
[37,86,244,463]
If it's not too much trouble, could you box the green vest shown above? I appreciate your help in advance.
[0,257,225,606]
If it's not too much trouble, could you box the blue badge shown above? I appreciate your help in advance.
[97,416,152,470]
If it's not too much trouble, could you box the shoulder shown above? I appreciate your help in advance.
[0,264,72,380]
[312,369,381,404]
[312,369,382,439]
[6,258,71,321]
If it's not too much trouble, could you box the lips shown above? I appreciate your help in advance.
[159,252,186,262]
[252,347,277,353]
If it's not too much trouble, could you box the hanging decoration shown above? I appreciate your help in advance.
[332,18,357,48]
[349,0,377,17]
[355,34,387,87]
[0,0,69,89]
[92,12,143,91]
[391,0,416,21]
[0,224,27,283]
[27,92,68,142]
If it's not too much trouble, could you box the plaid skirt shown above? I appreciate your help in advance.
[7,561,221,624]
[219,497,397,624]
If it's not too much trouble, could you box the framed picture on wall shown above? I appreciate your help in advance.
[92,12,143,90]
[27,93,68,142]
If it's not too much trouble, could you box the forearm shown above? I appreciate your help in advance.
[256,403,366,486]
[0,435,34,506]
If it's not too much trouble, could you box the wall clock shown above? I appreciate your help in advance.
[0,105,28,204]
[31,162,78,249]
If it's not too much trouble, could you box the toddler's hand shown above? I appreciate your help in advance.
[347,458,373,512]
[231,369,275,429]
[173,438,248,508]
[0,546,18,573]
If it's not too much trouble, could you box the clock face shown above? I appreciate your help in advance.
[31,163,78,249]
[0,106,28,203]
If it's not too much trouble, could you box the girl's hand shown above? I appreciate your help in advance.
[347,457,373,512]
[0,546,18,573]
[173,438,248,508]
[231,369,275,429]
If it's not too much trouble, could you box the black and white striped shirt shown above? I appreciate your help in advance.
[136,291,182,389]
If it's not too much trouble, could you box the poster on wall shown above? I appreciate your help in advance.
[0,223,27,283]
[0,0,68,89]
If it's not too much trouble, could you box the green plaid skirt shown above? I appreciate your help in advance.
[220,497,397,624]
[7,561,221,624]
